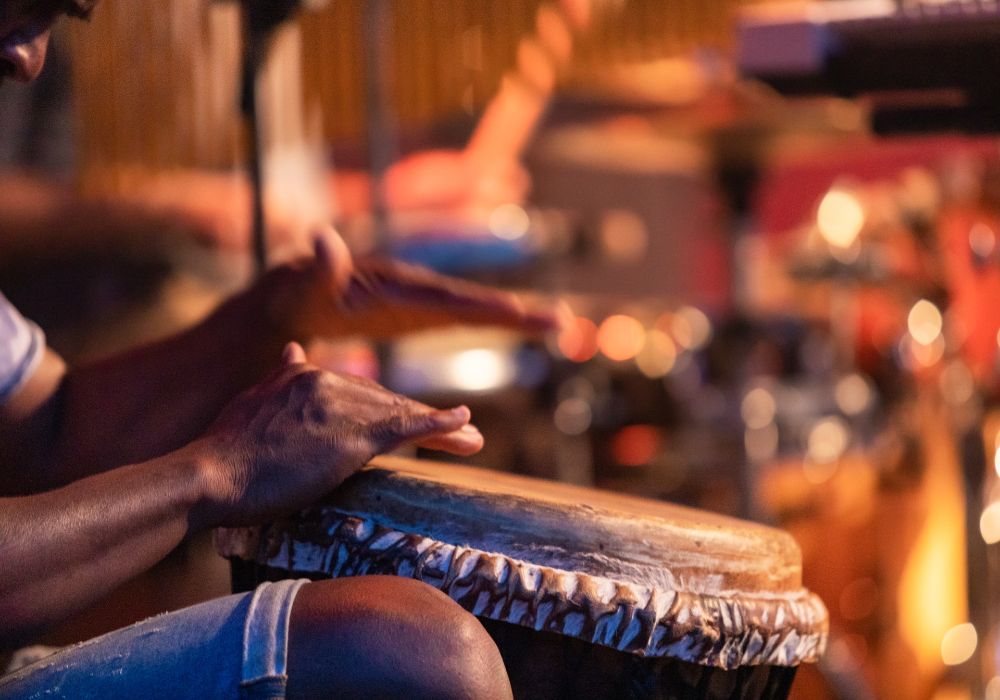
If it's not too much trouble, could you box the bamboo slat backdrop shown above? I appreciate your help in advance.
[69,0,243,188]
[69,0,768,190]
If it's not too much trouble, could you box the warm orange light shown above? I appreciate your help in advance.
[807,416,850,463]
[817,188,865,249]
[557,317,599,363]
[839,578,878,621]
[987,675,1000,700]
[904,334,946,369]
[600,209,649,261]
[908,299,944,347]
[597,315,646,362]
[670,306,712,351]
[635,329,677,378]
[611,424,661,467]
[834,374,873,416]
[969,222,996,259]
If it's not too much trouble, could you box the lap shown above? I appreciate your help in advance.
[0,576,510,700]
[0,579,307,700]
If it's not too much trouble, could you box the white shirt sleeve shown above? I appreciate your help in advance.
[0,291,45,404]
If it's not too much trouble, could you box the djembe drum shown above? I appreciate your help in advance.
[218,456,827,699]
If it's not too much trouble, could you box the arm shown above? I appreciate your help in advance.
[0,343,481,648]
[0,285,288,494]
[0,448,208,648]
[1,230,553,493]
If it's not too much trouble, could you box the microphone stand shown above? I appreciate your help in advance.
[238,0,303,276]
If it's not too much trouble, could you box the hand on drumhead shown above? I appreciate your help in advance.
[260,226,557,342]
[193,342,483,527]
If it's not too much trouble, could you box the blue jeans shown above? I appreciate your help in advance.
[0,579,308,700]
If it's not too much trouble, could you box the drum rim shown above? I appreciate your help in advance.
[218,511,829,670]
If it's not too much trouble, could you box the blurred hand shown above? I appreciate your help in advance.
[262,227,557,341]
[383,150,530,219]
[196,342,481,527]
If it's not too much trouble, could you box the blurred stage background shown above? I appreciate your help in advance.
[5,1,1000,697]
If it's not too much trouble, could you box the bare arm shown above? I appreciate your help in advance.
[0,343,482,648]
[0,230,552,494]
[0,448,208,648]
[0,284,287,494]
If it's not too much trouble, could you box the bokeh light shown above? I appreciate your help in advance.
[835,374,873,416]
[488,203,531,240]
[807,416,851,464]
[611,424,662,467]
[969,222,997,259]
[444,349,514,392]
[670,306,712,351]
[635,329,677,378]
[600,209,649,261]
[554,397,592,436]
[557,316,599,363]
[598,315,646,362]
[817,188,865,249]
[940,623,977,666]
[741,386,777,430]
[904,334,946,369]
[939,361,975,407]
[907,299,944,346]
[981,502,1000,544]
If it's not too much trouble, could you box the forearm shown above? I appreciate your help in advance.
[0,173,187,255]
[0,447,213,649]
[48,283,287,486]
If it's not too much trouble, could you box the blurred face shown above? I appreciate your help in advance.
[1,1,92,83]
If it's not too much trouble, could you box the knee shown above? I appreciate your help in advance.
[433,589,511,700]
[287,577,511,700]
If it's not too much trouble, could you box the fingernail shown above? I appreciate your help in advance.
[460,424,481,435]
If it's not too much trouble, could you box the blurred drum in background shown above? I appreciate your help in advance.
[219,456,827,699]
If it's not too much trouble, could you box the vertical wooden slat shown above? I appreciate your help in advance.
[70,0,764,186]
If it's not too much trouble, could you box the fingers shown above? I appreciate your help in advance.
[313,226,354,297]
[540,299,573,333]
[416,423,485,457]
[453,291,559,333]
[373,405,484,456]
[282,341,308,365]
[360,258,560,333]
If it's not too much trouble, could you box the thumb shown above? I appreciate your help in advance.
[282,341,308,365]
[313,226,354,297]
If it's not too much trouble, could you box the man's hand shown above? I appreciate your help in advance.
[261,228,556,342]
[194,342,481,527]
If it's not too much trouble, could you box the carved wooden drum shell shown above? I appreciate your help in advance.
[219,456,827,699]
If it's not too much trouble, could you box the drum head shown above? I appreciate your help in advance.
[219,456,827,670]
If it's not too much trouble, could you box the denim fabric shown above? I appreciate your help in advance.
[0,579,309,700]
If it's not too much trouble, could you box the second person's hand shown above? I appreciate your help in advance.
[258,227,557,343]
